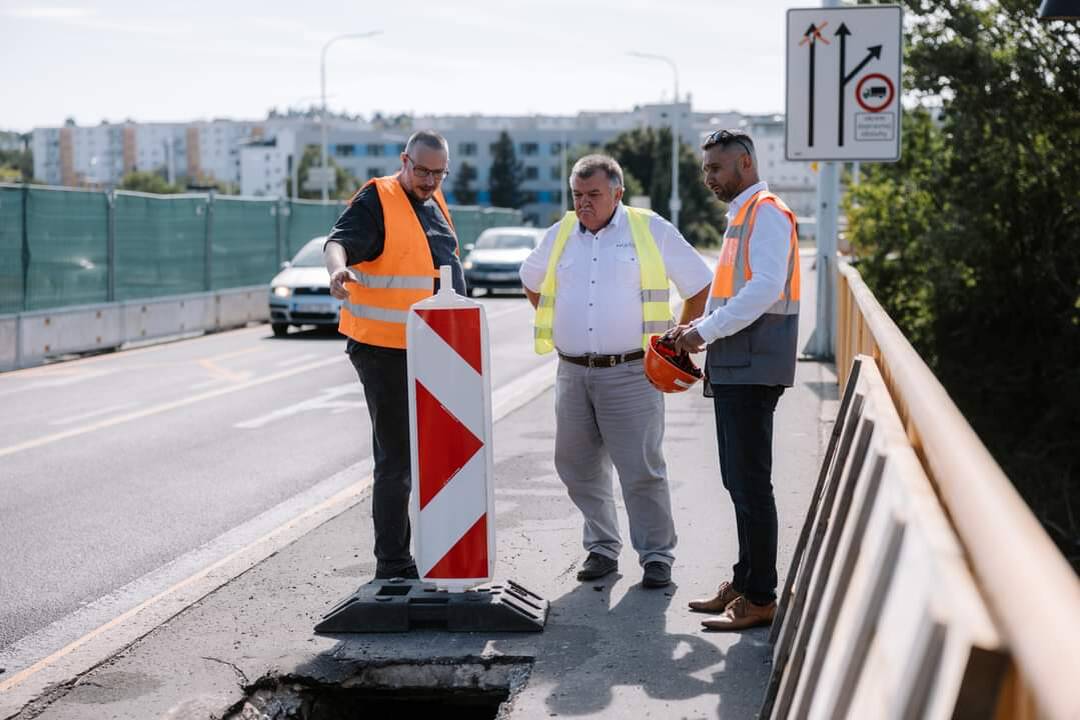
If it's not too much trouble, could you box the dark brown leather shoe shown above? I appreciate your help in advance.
[688,581,743,614]
[701,596,776,631]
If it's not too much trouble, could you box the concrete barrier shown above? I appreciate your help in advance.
[762,356,1007,719]
[0,286,270,371]
[0,314,17,372]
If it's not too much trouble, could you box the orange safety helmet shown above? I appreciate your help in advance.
[644,335,703,393]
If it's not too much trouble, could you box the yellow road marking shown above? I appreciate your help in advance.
[0,355,344,459]
[196,346,265,384]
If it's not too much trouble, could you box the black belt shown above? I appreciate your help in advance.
[558,350,645,368]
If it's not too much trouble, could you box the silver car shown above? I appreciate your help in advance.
[268,236,342,337]
[462,227,545,296]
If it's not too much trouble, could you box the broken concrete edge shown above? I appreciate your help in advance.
[219,655,536,720]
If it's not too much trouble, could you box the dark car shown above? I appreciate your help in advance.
[461,227,545,296]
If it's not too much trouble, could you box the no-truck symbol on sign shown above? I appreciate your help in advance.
[786,5,903,162]
[856,73,895,112]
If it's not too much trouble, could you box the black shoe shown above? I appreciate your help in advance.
[642,561,672,588]
[576,552,618,581]
[374,564,419,580]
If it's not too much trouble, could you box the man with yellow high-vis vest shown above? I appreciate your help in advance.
[668,130,800,631]
[520,155,712,589]
[323,130,465,581]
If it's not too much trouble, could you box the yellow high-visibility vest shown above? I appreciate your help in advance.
[533,207,672,354]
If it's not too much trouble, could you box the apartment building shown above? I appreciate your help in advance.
[31,102,818,228]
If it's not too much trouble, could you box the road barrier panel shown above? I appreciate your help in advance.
[763,356,1007,719]
[313,266,548,633]
[407,265,496,590]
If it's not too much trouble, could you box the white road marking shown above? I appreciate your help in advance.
[0,356,345,460]
[48,402,141,426]
[273,353,319,368]
[0,368,117,399]
[233,383,365,429]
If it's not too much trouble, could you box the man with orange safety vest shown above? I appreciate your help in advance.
[668,129,801,630]
[324,130,465,581]
[521,154,712,589]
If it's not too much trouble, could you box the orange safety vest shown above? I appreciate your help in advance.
[337,176,455,349]
[706,189,801,386]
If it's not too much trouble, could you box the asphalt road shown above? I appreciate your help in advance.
[0,295,545,659]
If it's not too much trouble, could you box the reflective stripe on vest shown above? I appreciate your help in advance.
[533,207,671,354]
[337,176,451,349]
[707,191,800,316]
[705,189,801,387]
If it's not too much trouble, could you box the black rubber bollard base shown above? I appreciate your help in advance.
[314,578,548,633]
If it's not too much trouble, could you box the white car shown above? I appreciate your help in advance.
[462,226,545,296]
[268,236,342,337]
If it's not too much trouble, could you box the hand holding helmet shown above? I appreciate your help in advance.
[644,333,703,393]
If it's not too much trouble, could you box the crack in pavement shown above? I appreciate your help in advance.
[200,656,249,686]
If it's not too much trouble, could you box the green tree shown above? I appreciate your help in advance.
[603,127,727,247]
[451,161,479,204]
[288,144,359,200]
[844,0,1080,564]
[118,171,184,194]
[488,131,523,208]
[0,133,33,181]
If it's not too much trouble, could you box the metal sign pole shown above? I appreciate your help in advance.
[803,161,838,359]
[801,0,841,360]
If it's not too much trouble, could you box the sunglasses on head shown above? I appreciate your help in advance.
[704,130,753,156]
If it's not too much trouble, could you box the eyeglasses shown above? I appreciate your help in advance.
[703,130,753,157]
[406,156,449,180]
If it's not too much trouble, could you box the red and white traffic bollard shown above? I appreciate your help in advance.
[406,265,495,591]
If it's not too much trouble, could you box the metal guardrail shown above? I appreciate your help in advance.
[0,286,267,371]
[834,261,1080,720]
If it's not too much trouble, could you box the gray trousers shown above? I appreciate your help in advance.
[554,358,677,567]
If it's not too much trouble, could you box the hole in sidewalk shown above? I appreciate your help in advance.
[225,657,531,720]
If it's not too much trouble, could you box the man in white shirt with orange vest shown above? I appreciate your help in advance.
[520,154,712,589]
[668,129,801,630]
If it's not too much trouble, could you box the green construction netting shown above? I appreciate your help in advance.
[210,197,279,290]
[0,186,526,312]
[114,192,209,300]
[284,200,346,259]
[450,206,525,249]
[24,187,109,310]
[0,186,24,314]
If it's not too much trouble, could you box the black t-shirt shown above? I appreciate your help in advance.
[325,182,467,296]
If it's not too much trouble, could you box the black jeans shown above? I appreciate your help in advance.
[348,341,415,575]
[711,384,785,605]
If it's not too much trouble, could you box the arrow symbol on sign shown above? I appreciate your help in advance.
[836,22,882,147]
[800,22,830,148]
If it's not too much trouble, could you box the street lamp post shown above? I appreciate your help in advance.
[320,31,382,203]
[627,51,681,230]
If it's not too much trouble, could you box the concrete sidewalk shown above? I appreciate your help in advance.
[9,347,835,720]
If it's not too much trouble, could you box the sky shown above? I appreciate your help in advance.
[1,0,807,132]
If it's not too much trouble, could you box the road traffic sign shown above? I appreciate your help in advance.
[785,5,903,162]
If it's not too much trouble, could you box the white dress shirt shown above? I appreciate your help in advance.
[520,204,712,356]
[693,181,794,343]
